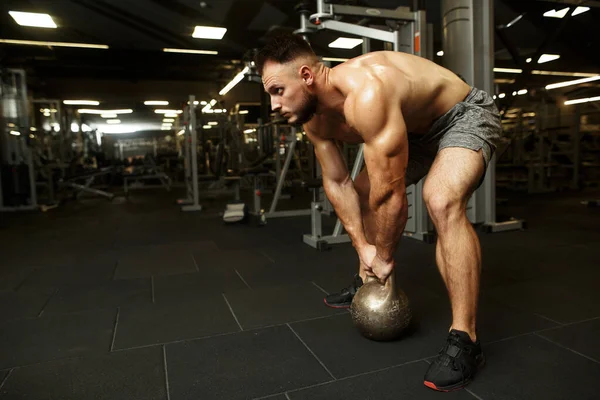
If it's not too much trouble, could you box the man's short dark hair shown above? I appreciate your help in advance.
[255,31,317,75]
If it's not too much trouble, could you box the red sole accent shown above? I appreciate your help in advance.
[424,380,466,392]
[323,298,350,309]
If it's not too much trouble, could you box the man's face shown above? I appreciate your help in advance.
[262,60,317,125]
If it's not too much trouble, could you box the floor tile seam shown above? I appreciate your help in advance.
[534,332,600,364]
[111,312,349,352]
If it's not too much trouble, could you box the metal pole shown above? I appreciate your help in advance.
[269,127,297,213]
[181,95,202,211]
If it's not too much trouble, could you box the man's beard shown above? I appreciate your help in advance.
[293,90,318,125]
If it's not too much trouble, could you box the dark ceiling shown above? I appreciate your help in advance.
[0,0,599,112]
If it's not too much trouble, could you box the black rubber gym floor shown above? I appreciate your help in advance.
[1,189,599,399]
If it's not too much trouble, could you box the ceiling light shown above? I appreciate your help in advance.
[498,93,506,99]
[493,95,497,99]
[328,37,363,49]
[512,91,517,96]
[9,11,57,28]
[164,113,178,118]
[71,123,80,133]
[163,48,218,55]
[322,57,349,62]
[543,8,569,18]
[106,119,121,124]
[202,125,212,129]
[494,68,522,74]
[565,96,600,106]
[219,66,249,96]
[101,113,118,118]
[437,50,444,56]
[63,100,99,106]
[0,39,108,49]
[208,122,218,126]
[177,129,185,136]
[573,6,590,16]
[200,101,207,105]
[243,128,256,134]
[30,127,37,132]
[517,89,528,95]
[546,75,600,90]
[144,101,169,106]
[526,58,532,63]
[192,26,227,40]
[9,130,20,136]
[154,109,182,114]
[78,109,132,114]
[239,110,249,114]
[532,70,597,77]
[163,118,175,123]
[538,54,560,64]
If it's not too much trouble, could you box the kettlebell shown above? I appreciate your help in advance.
[349,272,412,341]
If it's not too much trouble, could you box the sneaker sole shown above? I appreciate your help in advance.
[424,354,486,392]
[323,298,350,309]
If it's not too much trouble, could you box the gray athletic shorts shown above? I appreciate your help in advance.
[405,86,502,188]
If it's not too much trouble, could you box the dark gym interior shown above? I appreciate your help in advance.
[1,1,599,399]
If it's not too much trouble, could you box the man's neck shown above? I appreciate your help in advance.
[314,66,346,116]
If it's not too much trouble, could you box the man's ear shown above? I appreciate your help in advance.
[299,65,314,86]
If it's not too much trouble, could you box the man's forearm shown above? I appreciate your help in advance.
[323,177,368,249]
[371,189,408,262]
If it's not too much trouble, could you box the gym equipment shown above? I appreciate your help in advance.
[297,1,435,248]
[222,202,247,223]
[0,68,38,211]
[123,156,172,195]
[350,273,412,341]
[251,124,311,220]
[59,167,115,200]
[178,95,203,211]
[442,0,524,233]
[178,95,242,212]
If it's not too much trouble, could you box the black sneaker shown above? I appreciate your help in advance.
[323,274,363,308]
[424,329,485,392]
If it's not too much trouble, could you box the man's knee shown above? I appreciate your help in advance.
[423,185,465,223]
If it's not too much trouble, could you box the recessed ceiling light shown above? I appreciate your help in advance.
[543,8,569,18]
[144,101,169,106]
[192,26,227,40]
[63,100,99,106]
[538,54,560,64]
[106,119,121,124]
[9,11,57,28]
[328,37,363,49]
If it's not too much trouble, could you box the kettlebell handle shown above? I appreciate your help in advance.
[364,271,396,288]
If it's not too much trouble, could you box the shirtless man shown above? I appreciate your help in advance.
[255,32,501,391]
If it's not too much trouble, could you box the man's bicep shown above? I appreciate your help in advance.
[306,131,349,184]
